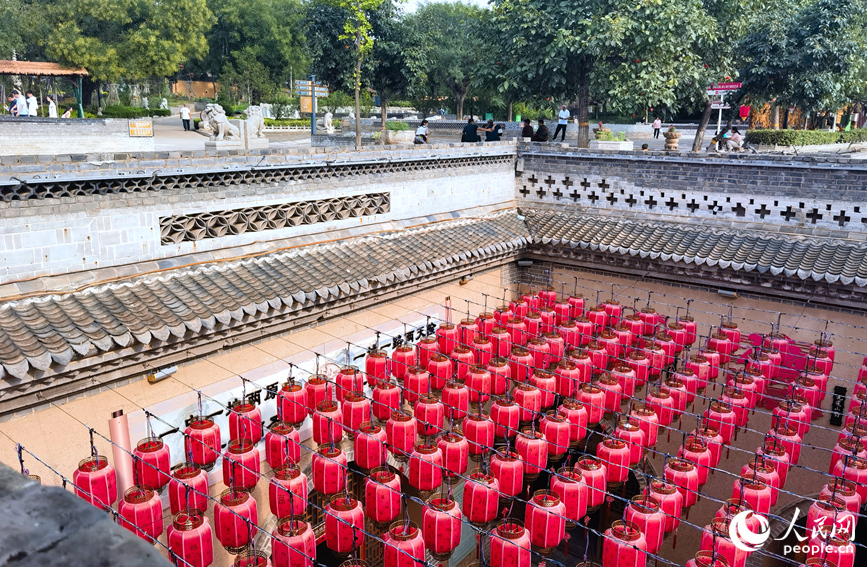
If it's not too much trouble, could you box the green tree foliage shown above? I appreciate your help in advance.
[0,0,26,60]
[219,46,275,102]
[369,1,417,124]
[305,0,364,92]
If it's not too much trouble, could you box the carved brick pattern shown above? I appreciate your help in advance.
[0,154,511,202]
[159,192,390,244]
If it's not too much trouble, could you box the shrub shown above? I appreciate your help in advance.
[385,121,409,131]
[744,128,867,146]
[98,105,171,118]
[266,93,299,120]
[264,118,309,127]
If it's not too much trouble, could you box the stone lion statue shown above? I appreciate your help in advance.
[246,105,266,138]
[204,103,240,141]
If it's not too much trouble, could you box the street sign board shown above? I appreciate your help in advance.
[711,102,731,110]
[300,96,313,113]
[297,89,329,97]
[128,119,153,137]
[712,82,742,90]
[295,80,313,87]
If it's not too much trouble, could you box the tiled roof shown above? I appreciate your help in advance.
[0,212,528,381]
[524,210,867,287]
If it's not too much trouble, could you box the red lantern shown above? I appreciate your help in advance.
[442,381,469,421]
[705,401,736,443]
[808,530,855,567]
[463,469,500,526]
[373,381,400,423]
[665,458,700,508]
[490,520,531,567]
[335,367,363,403]
[559,398,588,447]
[602,520,647,567]
[215,488,257,553]
[699,518,747,567]
[168,510,214,567]
[366,467,401,526]
[757,437,790,488]
[586,341,610,372]
[428,353,453,392]
[222,438,260,491]
[833,456,867,502]
[387,411,417,461]
[646,386,674,426]
[741,457,780,505]
[384,521,425,567]
[551,466,588,529]
[491,450,524,497]
[507,317,529,346]
[491,397,520,439]
[770,424,802,464]
[578,382,605,425]
[452,346,475,382]
[679,437,712,486]
[527,337,550,370]
[134,437,170,493]
[185,417,221,470]
[701,347,721,381]
[459,318,479,346]
[466,366,492,407]
[472,336,494,367]
[414,396,444,437]
[265,422,301,470]
[674,367,698,403]
[476,312,496,337]
[545,332,566,364]
[555,360,580,398]
[312,444,347,494]
[355,422,388,471]
[438,431,469,483]
[418,337,438,370]
[686,353,711,392]
[525,489,566,555]
[598,437,631,485]
[568,295,585,318]
[559,320,582,349]
[708,331,734,365]
[587,305,610,335]
[577,456,607,511]
[540,411,570,462]
[490,327,513,358]
[325,495,364,557]
[630,404,660,447]
[405,366,431,404]
[463,412,494,461]
[423,498,462,561]
[390,345,416,382]
[304,375,332,416]
[408,443,443,494]
[341,393,370,438]
[715,499,762,534]
[829,437,866,474]
[599,330,622,361]
[731,478,772,515]
[516,427,547,480]
[625,495,665,554]
[599,372,623,413]
[694,426,724,468]
[820,478,862,513]
[664,376,688,419]
[615,419,646,465]
[509,347,534,382]
[169,462,209,515]
[806,496,856,538]
[269,464,307,519]
[272,519,315,567]
[569,349,593,383]
[720,387,750,428]
[312,399,343,446]
[119,486,163,541]
[514,382,541,422]
[487,358,511,395]
[667,321,688,353]
[437,323,459,354]
[531,370,557,409]
[229,403,262,444]
[365,350,390,386]
[644,478,683,533]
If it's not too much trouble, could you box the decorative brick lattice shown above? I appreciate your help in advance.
[0,154,511,202]
[159,192,390,244]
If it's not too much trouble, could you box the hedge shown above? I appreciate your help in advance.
[97,105,171,118]
[263,118,309,127]
[745,128,867,146]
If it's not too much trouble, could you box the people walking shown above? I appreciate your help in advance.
[25,91,38,117]
[553,105,570,141]
[46,95,57,118]
[531,118,549,142]
[180,105,192,131]
[13,91,28,116]
[652,117,661,139]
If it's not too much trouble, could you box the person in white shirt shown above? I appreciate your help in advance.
[414,119,429,144]
[25,91,38,117]
[47,95,57,118]
[553,105,570,141]
[652,117,661,139]
[14,92,28,116]
[180,105,192,131]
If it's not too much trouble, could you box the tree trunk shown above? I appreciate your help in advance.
[508,101,513,122]
[772,104,780,130]
[354,47,362,150]
[783,106,790,129]
[692,99,713,152]
[455,93,465,122]
[380,95,387,146]
[577,80,590,148]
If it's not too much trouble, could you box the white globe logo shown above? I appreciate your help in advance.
[729,511,771,552]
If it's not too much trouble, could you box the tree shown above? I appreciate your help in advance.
[490,0,719,147]
[369,1,417,129]
[0,0,26,60]
[219,46,275,102]
[306,0,365,92]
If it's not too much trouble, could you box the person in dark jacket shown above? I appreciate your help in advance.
[521,118,534,138]
[531,119,549,142]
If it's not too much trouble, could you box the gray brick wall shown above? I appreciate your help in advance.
[0,117,154,155]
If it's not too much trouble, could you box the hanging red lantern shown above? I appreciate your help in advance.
[625,495,665,554]
[639,307,662,335]
[551,466,588,528]
[466,366,492,408]
[365,350,390,387]
[527,337,551,370]
[119,486,163,541]
[699,518,748,567]
[509,347,534,382]
[451,346,475,382]
[215,488,257,554]
[708,331,734,365]
[545,332,566,364]
[602,520,647,567]
[463,469,500,526]
[490,327,513,359]
[774,399,811,437]
[325,495,364,557]
[622,313,643,341]
[587,305,610,335]
[598,373,623,413]
[829,437,866,474]
[686,353,711,393]
[438,431,469,483]
[578,382,605,425]
[540,411,570,463]
[833,455,867,502]
[472,336,494,367]
[272,519,315,567]
[405,366,431,404]
[335,367,363,403]
[463,413,494,461]
[806,496,856,538]
[553,301,571,326]
[491,450,524,497]
[266,422,300,470]
[366,467,401,526]
[715,499,763,534]
[222,438,260,491]
[700,346,721,382]
[229,403,262,444]
[169,462,209,515]
[719,321,740,346]
[476,311,496,337]
[727,370,760,409]
[559,320,582,349]
[516,427,547,480]
[387,411,417,461]
[612,364,637,399]
[408,443,443,496]
[428,353,453,392]
[134,436,170,493]
[808,530,855,567]
[667,321,687,353]
[384,521,426,567]
[373,381,400,423]
[423,498,462,561]
[568,348,593,383]
[491,519,532,567]
[741,457,780,505]
[341,393,370,439]
[525,489,566,555]
[677,315,697,345]
[679,437,712,486]
[418,337,438,370]
[654,332,676,368]
[613,324,634,354]
[524,312,542,339]
[392,344,418,381]
[577,455,607,511]
[530,370,557,410]
[185,417,221,470]
[720,387,750,428]
[355,422,388,471]
[312,400,343,446]
[705,401,736,443]
[630,404,660,447]
[644,478,683,534]
[598,437,631,486]
[442,381,469,421]
[304,375,332,416]
[731,478,772,515]
[506,317,528,347]
[568,294,585,319]
[312,444,347,495]
[693,426,724,467]
[646,386,674,426]
[269,464,308,519]
[626,349,650,385]
[757,437,790,488]
[665,458,700,508]
[664,376,688,419]
[615,419,646,465]
[586,340,610,373]
[820,478,861,513]
[168,510,214,567]
[487,358,511,396]
[494,306,514,325]
[459,318,479,346]
[514,382,541,423]
[604,300,623,327]
[511,299,530,318]
[558,398,588,447]
[539,287,557,309]
[491,397,521,440]
[414,396,444,437]
[673,366,698,403]
[555,360,580,398]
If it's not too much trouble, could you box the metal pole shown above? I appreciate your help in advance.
[716,91,724,135]
[310,74,316,136]
[77,77,84,119]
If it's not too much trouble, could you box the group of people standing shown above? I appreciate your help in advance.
[453,104,573,144]
[5,90,60,117]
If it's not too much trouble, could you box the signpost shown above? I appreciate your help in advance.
[295,77,328,135]
[707,82,742,147]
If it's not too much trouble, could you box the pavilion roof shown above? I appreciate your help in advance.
[0,61,88,77]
